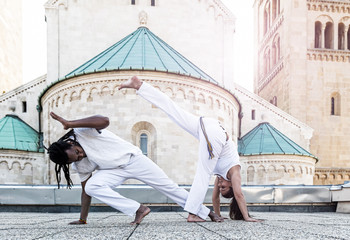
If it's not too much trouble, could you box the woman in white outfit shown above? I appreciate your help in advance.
[119,76,260,222]
[47,112,222,225]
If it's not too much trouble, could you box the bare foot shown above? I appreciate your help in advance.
[187,213,206,222]
[208,211,224,222]
[130,205,151,225]
[118,76,143,90]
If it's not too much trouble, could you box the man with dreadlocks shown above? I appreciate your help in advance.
[48,112,223,225]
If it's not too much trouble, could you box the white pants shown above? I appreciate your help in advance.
[85,154,210,219]
[137,82,228,217]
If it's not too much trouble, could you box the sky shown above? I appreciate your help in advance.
[22,0,254,91]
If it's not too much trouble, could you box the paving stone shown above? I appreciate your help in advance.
[0,212,349,239]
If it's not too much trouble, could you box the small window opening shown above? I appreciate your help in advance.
[131,0,135,5]
[151,0,155,6]
[22,101,27,113]
[140,133,148,156]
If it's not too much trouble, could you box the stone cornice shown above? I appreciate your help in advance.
[212,0,235,21]
[315,168,350,173]
[240,155,317,164]
[0,75,46,103]
[307,48,350,62]
[243,159,315,166]
[307,0,350,13]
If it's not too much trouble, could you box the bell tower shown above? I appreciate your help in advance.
[253,0,350,184]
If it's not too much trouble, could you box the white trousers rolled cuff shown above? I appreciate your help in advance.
[85,154,210,219]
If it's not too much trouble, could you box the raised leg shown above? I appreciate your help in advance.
[119,76,200,139]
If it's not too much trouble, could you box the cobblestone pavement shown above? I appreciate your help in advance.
[1,211,349,239]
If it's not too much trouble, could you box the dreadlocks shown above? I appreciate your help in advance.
[47,129,77,189]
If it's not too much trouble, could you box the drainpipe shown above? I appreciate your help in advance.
[36,104,43,150]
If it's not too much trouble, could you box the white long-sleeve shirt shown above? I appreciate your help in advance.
[72,128,142,181]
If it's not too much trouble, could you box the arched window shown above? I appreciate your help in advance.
[331,93,341,116]
[315,21,322,48]
[325,22,334,49]
[263,47,271,76]
[272,0,277,20]
[132,122,156,161]
[263,10,268,35]
[272,96,277,106]
[338,23,345,50]
[272,35,280,65]
[140,133,148,156]
[277,37,281,59]
[263,3,270,35]
[272,44,277,65]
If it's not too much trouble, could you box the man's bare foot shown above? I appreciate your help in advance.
[118,76,143,90]
[130,204,151,225]
[208,211,224,222]
[187,213,206,222]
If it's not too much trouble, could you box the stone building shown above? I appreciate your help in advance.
[0,0,23,94]
[0,0,317,186]
[253,0,350,184]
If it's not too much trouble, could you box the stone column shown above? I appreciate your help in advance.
[334,23,338,50]
[345,28,349,50]
[322,25,326,48]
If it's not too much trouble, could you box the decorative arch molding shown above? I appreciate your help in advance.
[101,85,112,96]
[315,14,334,25]
[339,16,350,25]
[307,1,350,14]
[0,159,35,170]
[198,93,206,104]
[207,5,216,18]
[240,155,316,185]
[314,168,350,185]
[164,87,174,98]
[306,49,350,62]
[70,91,79,101]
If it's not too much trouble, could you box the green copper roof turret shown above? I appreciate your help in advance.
[0,115,42,152]
[64,27,217,83]
[238,122,317,160]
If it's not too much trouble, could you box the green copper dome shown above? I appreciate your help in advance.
[238,122,317,160]
[64,27,217,83]
[0,115,42,152]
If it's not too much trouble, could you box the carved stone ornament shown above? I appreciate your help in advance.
[139,11,148,26]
